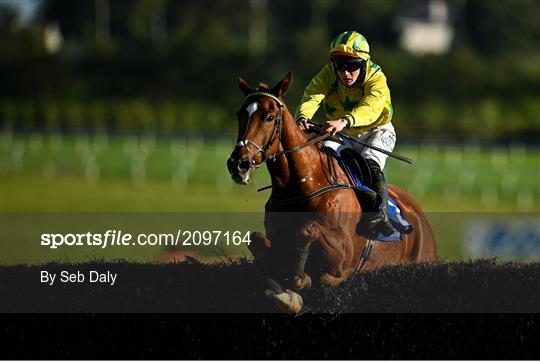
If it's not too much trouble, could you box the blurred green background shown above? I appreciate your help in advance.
[0,0,539,263]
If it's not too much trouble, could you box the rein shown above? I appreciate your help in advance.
[241,91,354,204]
[266,132,331,161]
[240,91,331,163]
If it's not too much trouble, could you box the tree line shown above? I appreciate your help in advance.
[1,0,539,138]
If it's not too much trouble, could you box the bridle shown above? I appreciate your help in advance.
[236,91,284,165]
[237,91,330,165]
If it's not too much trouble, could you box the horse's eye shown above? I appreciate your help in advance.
[266,114,275,122]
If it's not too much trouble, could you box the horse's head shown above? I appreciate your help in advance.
[227,72,292,185]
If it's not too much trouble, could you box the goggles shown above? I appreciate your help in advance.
[333,61,363,72]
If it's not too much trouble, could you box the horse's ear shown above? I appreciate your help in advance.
[238,77,252,95]
[272,72,293,97]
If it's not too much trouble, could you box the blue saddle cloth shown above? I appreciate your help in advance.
[341,158,413,242]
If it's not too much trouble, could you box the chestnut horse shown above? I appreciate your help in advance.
[227,72,436,313]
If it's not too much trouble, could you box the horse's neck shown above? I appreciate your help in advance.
[279,107,309,154]
[268,107,326,192]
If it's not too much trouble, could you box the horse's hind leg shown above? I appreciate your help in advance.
[317,229,355,287]
[320,271,349,287]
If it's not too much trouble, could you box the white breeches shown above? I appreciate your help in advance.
[322,122,396,169]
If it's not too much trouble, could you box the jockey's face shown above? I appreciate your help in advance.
[337,67,360,87]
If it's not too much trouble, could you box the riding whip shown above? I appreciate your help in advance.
[307,121,414,164]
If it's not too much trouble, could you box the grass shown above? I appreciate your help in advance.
[1,133,538,211]
[0,176,268,212]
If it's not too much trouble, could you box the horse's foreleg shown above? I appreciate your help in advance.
[247,232,305,314]
[248,231,271,261]
[247,232,284,293]
[290,239,313,291]
[289,221,322,291]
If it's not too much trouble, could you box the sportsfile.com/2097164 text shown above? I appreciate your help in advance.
[40,230,252,249]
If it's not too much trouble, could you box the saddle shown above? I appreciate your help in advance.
[338,148,378,209]
[324,144,414,241]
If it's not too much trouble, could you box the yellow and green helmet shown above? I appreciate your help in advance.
[329,31,370,61]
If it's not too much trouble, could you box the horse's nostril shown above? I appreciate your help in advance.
[238,160,251,172]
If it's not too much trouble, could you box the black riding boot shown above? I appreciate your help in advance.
[366,159,394,237]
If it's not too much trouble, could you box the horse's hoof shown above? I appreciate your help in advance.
[292,274,312,291]
[271,289,303,314]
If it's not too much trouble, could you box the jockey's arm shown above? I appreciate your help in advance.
[294,64,333,129]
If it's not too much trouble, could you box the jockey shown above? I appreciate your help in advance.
[295,31,395,236]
